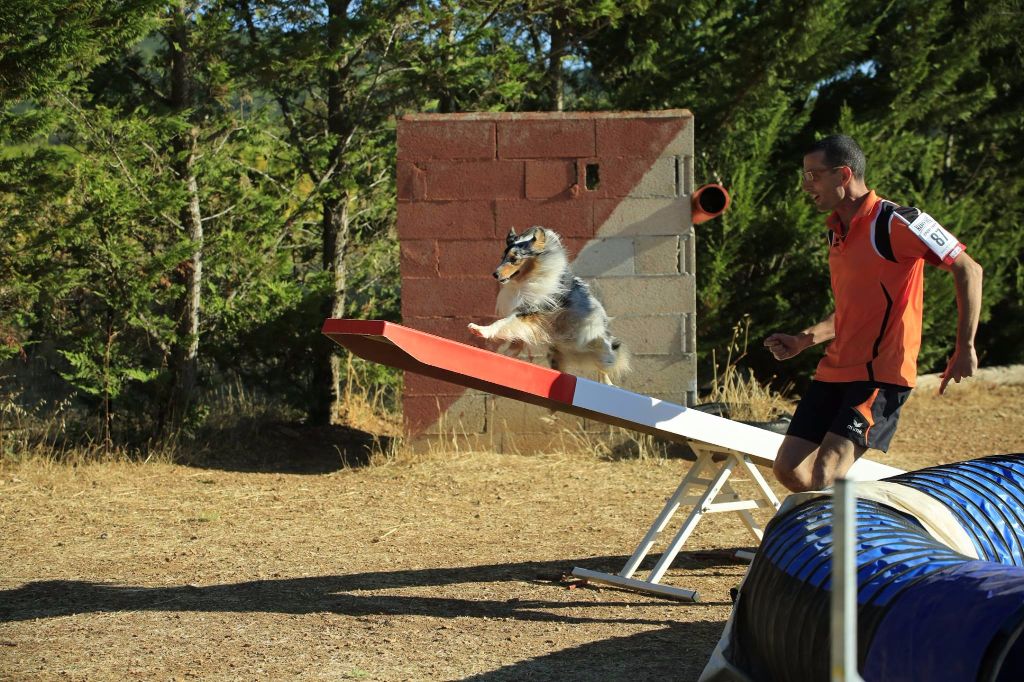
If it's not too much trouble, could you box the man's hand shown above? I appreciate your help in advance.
[940,344,978,394]
[764,333,810,361]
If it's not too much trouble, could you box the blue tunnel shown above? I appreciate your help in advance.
[715,454,1024,682]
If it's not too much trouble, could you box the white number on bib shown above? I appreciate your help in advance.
[907,212,959,262]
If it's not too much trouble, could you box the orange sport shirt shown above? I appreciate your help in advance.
[815,191,966,387]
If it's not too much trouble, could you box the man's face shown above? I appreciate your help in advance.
[801,151,847,212]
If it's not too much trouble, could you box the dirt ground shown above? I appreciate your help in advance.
[3,377,1024,681]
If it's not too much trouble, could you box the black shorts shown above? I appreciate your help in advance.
[786,380,912,452]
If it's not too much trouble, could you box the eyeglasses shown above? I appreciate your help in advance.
[800,166,846,182]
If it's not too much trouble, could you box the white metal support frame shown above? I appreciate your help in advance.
[321,321,905,604]
[571,442,781,602]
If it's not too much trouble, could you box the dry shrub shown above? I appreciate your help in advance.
[399,406,671,464]
[558,425,673,461]
[0,378,145,465]
[337,355,402,438]
[709,316,794,422]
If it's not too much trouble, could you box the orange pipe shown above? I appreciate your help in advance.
[692,183,731,224]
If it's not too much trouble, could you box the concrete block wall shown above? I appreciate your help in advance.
[396,111,697,453]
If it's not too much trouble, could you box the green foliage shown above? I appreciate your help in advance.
[585,0,1024,385]
[2,0,1023,450]
[0,0,163,101]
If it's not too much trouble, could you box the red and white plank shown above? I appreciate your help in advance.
[321,319,903,480]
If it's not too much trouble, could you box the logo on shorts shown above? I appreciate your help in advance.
[848,418,865,436]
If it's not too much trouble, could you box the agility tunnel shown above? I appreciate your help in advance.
[701,453,1024,682]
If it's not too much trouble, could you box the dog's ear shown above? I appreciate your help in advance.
[506,227,517,246]
[532,228,547,252]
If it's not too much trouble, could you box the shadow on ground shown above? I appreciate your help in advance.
[462,621,724,682]
[185,420,394,474]
[0,555,740,625]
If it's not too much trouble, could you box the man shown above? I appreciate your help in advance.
[764,134,983,492]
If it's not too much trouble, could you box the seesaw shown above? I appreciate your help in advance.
[322,319,904,601]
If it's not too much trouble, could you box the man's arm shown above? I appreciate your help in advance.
[938,252,983,394]
[764,312,836,361]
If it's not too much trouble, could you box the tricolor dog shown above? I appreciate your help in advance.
[468,226,629,382]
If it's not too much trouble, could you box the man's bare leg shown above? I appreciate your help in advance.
[773,432,867,492]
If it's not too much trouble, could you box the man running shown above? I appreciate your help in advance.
[765,134,983,492]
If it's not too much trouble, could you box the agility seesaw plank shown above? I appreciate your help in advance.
[321,319,902,480]
[322,319,904,601]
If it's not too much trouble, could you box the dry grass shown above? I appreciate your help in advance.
[336,355,402,439]
[0,356,403,469]
[708,317,794,422]
[0,384,149,466]
[561,427,676,461]
[5,334,786,469]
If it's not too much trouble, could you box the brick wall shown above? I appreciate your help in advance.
[396,111,696,453]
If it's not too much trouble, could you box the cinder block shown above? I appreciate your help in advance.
[556,237,584,260]
[397,161,426,201]
[404,372,466,396]
[397,111,704,450]
[400,240,438,278]
[664,124,695,158]
[498,119,595,159]
[499,428,597,455]
[629,157,678,197]
[401,277,497,318]
[403,393,462,435]
[525,160,577,199]
[396,201,494,240]
[438,239,502,279]
[424,160,524,200]
[415,391,488,435]
[595,116,692,158]
[495,199,594,238]
[618,353,697,395]
[572,238,634,277]
[591,275,695,317]
[397,119,496,161]
[598,196,692,236]
[491,397,567,434]
[590,157,677,198]
[634,236,680,275]
[681,312,696,354]
[609,315,684,355]
[679,155,695,195]
[681,229,696,274]
[595,197,690,236]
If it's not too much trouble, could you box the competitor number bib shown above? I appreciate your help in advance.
[907,212,962,263]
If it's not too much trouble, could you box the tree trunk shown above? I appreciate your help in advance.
[309,0,353,426]
[310,199,350,426]
[164,1,203,434]
[546,9,567,112]
[176,131,203,419]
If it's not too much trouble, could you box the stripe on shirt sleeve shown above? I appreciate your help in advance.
[871,201,899,263]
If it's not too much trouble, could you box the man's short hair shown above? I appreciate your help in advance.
[806,135,866,179]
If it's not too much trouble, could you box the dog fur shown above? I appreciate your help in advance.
[467,226,630,381]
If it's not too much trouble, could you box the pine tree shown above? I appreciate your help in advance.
[582,0,1024,384]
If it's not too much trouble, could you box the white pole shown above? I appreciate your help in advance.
[831,478,864,682]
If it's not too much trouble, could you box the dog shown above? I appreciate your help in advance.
[467,226,629,382]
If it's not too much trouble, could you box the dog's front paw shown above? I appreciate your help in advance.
[467,323,490,339]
